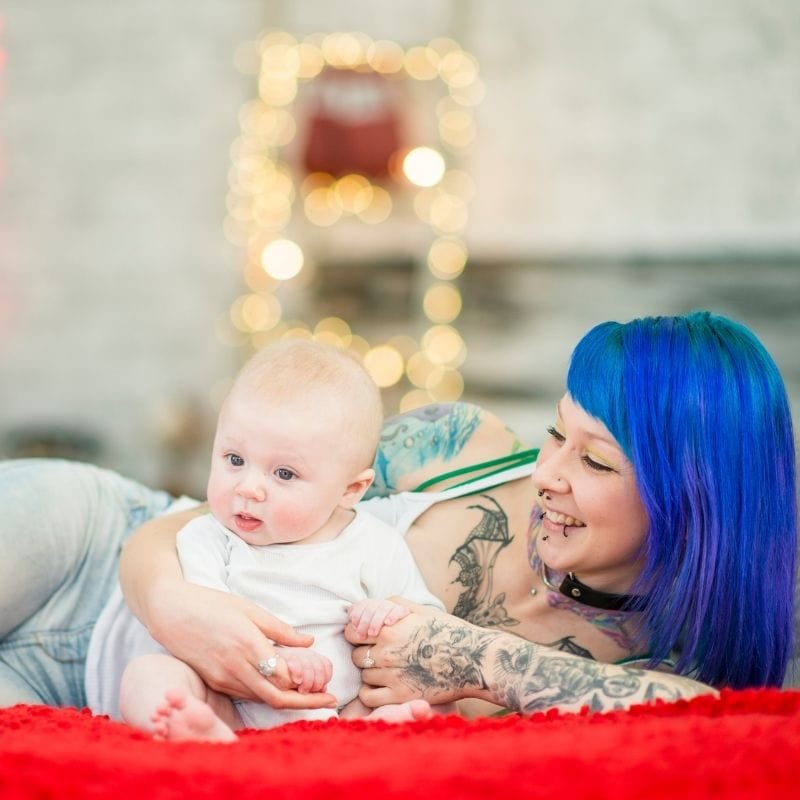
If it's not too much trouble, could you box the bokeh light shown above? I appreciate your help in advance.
[423,283,462,323]
[363,345,405,387]
[260,239,304,280]
[402,147,446,188]
[427,237,468,279]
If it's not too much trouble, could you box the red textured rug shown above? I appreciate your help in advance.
[2,691,800,799]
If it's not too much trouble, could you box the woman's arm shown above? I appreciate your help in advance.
[119,508,336,710]
[348,602,716,714]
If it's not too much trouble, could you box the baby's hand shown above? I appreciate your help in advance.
[277,647,333,694]
[348,598,410,640]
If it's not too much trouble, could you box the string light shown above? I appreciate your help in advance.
[223,30,481,411]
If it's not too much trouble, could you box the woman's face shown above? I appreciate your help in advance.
[532,393,649,594]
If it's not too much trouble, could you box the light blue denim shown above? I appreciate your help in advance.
[0,458,173,708]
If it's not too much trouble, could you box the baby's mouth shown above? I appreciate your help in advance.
[234,512,262,532]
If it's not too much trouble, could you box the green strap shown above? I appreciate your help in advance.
[411,448,540,493]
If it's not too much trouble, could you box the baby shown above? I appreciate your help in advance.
[118,340,443,741]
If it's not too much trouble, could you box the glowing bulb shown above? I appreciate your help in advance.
[427,238,468,279]
[402,147,446,188]
[363,345,405,388]
[423,283,462,323]
[261,239,304,280]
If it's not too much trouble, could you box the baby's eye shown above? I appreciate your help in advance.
[275,467,295,481]
[546,426,566,443]
[226,454,244,467]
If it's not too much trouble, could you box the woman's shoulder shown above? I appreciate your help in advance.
[369,402,533,496]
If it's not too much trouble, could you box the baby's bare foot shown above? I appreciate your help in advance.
[150,688,237,743]
[367,699,433,723]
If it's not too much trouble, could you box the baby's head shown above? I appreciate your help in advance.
[207,339,384,546]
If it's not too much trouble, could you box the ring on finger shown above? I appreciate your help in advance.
[361,648,376,669]
[257,656,278,678]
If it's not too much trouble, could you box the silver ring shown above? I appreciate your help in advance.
[361,648,375,669]
[257,656,278,678]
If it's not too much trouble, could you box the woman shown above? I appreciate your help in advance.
[0,312,794,713]
[118,311,796,714]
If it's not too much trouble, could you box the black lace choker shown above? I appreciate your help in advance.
[540,560,642,611]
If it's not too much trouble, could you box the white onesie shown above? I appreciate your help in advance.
[177,509,443,727]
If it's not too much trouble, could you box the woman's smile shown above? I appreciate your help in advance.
[539,507,586,530]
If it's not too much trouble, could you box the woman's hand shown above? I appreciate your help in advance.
[346,598,487,708]
[146,579,337,710]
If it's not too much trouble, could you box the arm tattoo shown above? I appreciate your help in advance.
[393,619,695,712]
[450,496,519,628]
[397,618,493,693]
[491,640,688,713]
[367,403,482,497]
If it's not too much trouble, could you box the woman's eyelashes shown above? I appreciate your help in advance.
[545,426,616,473]
[582,454,615,473]
[546,425,565,443]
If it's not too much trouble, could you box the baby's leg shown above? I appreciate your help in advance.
[340,696,435,723]
[120,653,240,742]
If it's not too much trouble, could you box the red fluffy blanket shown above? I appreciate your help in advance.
[2,691,800,799]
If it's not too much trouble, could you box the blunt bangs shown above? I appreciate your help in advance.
[565,321,631,459]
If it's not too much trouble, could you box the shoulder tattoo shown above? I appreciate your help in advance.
[369,403,482,495]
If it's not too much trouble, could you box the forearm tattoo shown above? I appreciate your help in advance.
[450,495,519,628]
[367,403,482,497]
[394,619,694,713]
[397,618,493,693]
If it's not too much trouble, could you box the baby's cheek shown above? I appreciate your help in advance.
[271,504,319,536]
[205,482,228,519]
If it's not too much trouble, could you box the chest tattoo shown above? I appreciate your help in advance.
[449,495,520,628]
[545,593,639,652]
[541,635,595,659]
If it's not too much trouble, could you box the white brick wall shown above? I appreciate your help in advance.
[0,0,797,493]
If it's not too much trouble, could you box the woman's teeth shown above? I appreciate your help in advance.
[543,509,585,528]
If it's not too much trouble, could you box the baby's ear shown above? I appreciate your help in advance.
[340,468,375,508]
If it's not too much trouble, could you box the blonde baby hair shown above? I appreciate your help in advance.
[229,339,384,472]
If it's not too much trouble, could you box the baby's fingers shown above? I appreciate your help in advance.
[382,604,410,626]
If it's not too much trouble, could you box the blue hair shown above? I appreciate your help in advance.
[566,311,796,688]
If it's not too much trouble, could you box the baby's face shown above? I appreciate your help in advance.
[206,391,362,546]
